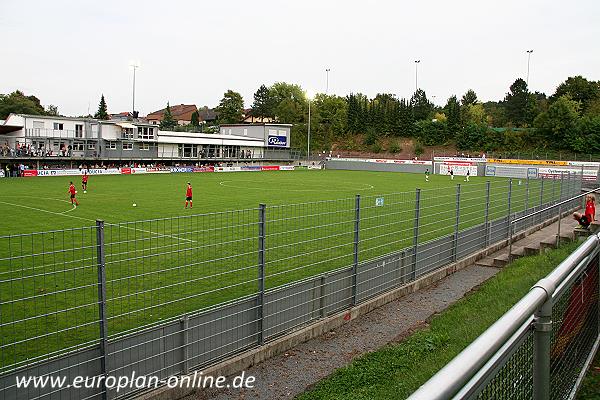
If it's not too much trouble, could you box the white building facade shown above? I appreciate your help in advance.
[0,115,293,162]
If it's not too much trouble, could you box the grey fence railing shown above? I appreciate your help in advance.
[409,190,599,400]
[0,174,583,400]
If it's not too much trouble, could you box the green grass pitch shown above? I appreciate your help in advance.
[0,170,565,370]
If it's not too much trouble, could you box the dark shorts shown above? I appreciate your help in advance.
[70,194,76,199]
[578,215,590,228]
[82,180,87,184]
[186,196,192,201]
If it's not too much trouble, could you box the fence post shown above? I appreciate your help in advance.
[507,179,512,238]
[525,177,530,213]
[257,204,266,345]
[181,314,189,374]
[485,181,491,247]
[560,171,564,201]
[95,220,109,400]
[412,189,421,281]
[533,299,553,400]
[539,177,544,224]
[352,194,360,306]
[556,203,562,248]
[453,185,461,262]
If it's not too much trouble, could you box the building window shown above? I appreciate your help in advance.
[138,127,155,140]
[75,124,83,138]
[140,143,150,151]
[73,142,85,151]
[123,142,133,151]
[122,128,134,139]
[53,122,64,130]
[105,141,117,150]
[243,128,248,136]
[177,144,197,158]
[87,143,96,150]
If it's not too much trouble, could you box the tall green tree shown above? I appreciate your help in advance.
[94,94,109,120]
[503,78,531,126]
[160,102,177,130]
[45,104,60,116]
[190,110,199,126]
[269,82,306,123]
[410,89,434,121]
[252,84,275,121]
[216,90,244,124]
[0,90,46,119]
[534,95,580,150]
[461,89,478,106]
[445,95,461,135]
[551,76,600,112]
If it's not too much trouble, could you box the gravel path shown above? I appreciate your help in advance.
[184,264,499,400]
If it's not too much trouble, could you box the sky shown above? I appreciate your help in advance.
[1,0,599,117]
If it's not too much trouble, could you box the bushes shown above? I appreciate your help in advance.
[389,141,402,153]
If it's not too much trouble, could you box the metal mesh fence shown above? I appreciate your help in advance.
[475,331,534,400]
[550,256,599,400]
[0,175,585,399]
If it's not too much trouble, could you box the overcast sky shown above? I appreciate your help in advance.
[1,0,598,117]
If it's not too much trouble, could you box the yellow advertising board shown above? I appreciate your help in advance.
[487,158,568,166]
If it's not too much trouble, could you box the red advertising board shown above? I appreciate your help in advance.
[261,166,280,171]
[23,170,38,177]
[120,168,132,174]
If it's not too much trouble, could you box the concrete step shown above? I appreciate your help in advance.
[475,257,497,268]
[523,245,541,256]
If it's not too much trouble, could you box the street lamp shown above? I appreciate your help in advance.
[129,60,141,116]
[325,68,331,94]
[526,50,533,88]
[414,60,421,92]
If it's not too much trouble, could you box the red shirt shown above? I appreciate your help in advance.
[69,184,76,195]
[186,186,192,197]
[82,175,88,182]
[585,201,595,221]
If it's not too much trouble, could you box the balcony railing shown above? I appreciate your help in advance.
[25,128,99,139]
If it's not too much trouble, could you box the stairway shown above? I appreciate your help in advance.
[475,216,581,268]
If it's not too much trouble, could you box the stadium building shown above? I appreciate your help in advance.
[0,114,295,167]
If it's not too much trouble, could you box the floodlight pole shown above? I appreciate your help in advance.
[325,68,330,94]
[131,64,139,115]
[307,99,311,161]
[526,50,533,88]
[414,60,421,92]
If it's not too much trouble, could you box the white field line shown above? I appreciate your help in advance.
[0,200,196,243]
[219,180,374,191]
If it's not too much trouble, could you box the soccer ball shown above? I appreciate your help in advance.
[132,203,137,207]
[75,190,77,194]
[83,190,87,194]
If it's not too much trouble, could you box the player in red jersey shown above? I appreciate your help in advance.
[184,182,193,209]
[573,194,595,229]
[68,181,79,206]
[82,172,89,192]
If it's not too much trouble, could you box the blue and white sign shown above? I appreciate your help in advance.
[485,165,496,176]
[375,197,384,207]
[267,135,287,147]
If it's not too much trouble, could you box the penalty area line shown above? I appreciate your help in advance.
[0,200,196,243]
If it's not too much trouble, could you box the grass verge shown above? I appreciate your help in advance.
[577,349,600,399]
[297,241,582,400]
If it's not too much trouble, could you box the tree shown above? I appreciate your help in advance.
[445,95,461,136]
[503,78,531,126]
[463,104,487,125]
[269,82,306,123]
[190,110,199,126]
[94,94,109,120]
[410,89,433,121]
[45,104,59,116]
[160,102,177,130]
[534,95,580,150]
[0,90,46,119]
[461,89,478,106]
[552,76,600,112]
[216,90,244,124]
[252,84,275,121]
[310,94,348,150]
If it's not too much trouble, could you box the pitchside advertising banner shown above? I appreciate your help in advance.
[329,157,431,165]
[439,161,478,176]
[19,165,295,177]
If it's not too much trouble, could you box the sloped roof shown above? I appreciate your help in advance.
[146,104,197,121]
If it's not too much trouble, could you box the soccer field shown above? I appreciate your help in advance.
[0,169,568,372]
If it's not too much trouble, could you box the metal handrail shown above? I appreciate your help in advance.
[408,233,600,400]
[511,186,600,225]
